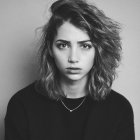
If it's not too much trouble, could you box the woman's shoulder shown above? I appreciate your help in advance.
[105,89,134,114]
[108,90,131,104]
[9,81,38,101]
[7,81,51,108]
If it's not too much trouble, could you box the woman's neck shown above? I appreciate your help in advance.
[60,76,88,98]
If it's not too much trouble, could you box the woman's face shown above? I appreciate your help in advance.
[52,21,95,82]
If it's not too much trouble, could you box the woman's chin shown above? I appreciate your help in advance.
[64,73,87,82]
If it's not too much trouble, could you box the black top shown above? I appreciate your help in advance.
[4,82,135,140]
[58,96,90,140]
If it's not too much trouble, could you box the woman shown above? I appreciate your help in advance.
[5,0,135,140]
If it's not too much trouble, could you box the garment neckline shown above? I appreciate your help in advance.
[62,95,88,101]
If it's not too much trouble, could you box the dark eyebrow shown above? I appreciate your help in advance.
[78,40,91,44]
[56,39,91,44]
[55,39,70,44]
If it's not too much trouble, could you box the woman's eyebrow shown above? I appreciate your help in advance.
[78,40,91,44]
[56,39,70,44]
[56,39,91,44]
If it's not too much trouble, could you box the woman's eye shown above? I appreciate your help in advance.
[56,43,68,49]
[81,44,92,49]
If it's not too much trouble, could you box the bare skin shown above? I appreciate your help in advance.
[52,21,95,98]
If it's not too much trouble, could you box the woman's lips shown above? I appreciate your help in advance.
[66,67,81,74]
[66,67,81,70]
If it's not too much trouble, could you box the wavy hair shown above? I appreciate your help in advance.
[37,0,122,100]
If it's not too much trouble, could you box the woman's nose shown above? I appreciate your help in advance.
[68,47,79,63]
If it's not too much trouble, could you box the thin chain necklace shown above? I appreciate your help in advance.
[60,97,86,112]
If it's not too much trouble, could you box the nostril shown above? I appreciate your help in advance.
[68,58,78,63]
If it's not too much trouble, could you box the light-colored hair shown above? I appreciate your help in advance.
[37,0,122,100]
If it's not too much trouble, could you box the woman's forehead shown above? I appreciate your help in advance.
[54,21,90,41]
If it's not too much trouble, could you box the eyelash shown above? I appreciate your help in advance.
[56,43,69,49]
[81,44,92,49]
[56,43,92,50]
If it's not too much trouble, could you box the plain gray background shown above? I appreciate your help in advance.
[0,0,139,139]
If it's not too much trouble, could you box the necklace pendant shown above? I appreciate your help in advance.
[60,97,86,113]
